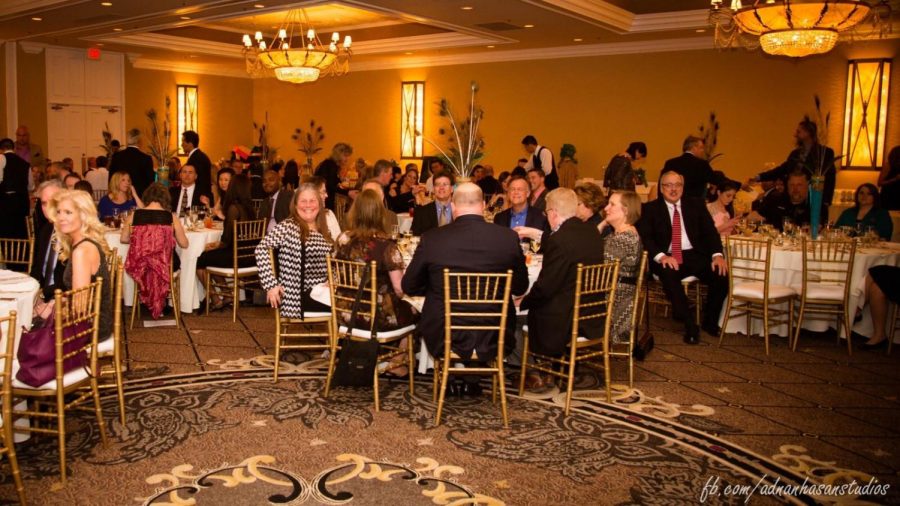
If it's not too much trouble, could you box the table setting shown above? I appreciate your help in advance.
[0,269,41,442]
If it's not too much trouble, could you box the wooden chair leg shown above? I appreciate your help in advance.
[171,276,181,329]
[273,313,281,383]
[603,350,612,403]
[3,413,27,504]
[762,302,770,356]
[204,272,211,316]
[518,333,530,396]
[434,361,450,426]
[407,335,415,396]
[373,355,381,412]
[432,359,440,403]
[563,348,577,416]
[56,391,67,484]
[130,288,139,330]
[232,278,239,322]
[718,298,733,347]
[324,319,337,397]
[888,303,897,355]
[844,308,853,356]
[793,302,805,351]
[497,362,508,429]
[114,344,126,426]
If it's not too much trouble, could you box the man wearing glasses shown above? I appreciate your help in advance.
[637,169,728,344]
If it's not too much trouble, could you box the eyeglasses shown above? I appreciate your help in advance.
[661,183,684,189]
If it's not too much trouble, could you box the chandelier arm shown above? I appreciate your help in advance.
[812,2,829,29]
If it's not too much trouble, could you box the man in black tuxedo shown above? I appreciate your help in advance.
[169,165,210,215]
[182,130,212,200]
[29,180,66,301]
[411,172,454,236]
[660,135,713,200]
[258,169,292,234]
[520,188,605,356]
[0,138,31,240]
[109,128,156,198]
[637,169,728,344]
[402,183,528,382]
[493,176,550,237]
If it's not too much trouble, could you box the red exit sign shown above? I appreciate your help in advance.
[87,47,101,60]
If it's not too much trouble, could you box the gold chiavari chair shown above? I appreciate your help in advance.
[91,189,106,203]
[792,238,856,354]
[206,219,265,322]
[0,237,34,274]
[271,249,334,385]
[0,311,27,505]
[646,275,702,323]
[718,236,797,355]
[614,252,648,388]
[435,269,513,427]
[25,216,34,242]
[250,199,264,216]
[130,259,182,329]
[93,261,127,425]
[519,261,619,414]
[334,194,351,230]
[11,279,108,485]
[328,256,416,411]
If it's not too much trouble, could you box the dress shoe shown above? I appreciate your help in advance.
[523,373,544,391]
[461,382,483,397]
[445,381,462,398]
[858,340,888,351]
[683,324,700,345]
[701,323,721,337]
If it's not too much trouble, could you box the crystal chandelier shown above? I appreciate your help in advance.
[709,1,890,58]
[242,9,352,83]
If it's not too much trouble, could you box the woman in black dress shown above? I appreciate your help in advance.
[863,265,900,350]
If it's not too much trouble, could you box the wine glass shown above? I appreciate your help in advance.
[531,239,541,254]
[391,224,399,241]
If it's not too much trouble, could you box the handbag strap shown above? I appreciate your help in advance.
[342,262,377,345]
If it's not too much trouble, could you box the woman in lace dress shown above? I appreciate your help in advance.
[600,191,643,344]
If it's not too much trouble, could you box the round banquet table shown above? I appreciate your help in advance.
[719,239,900,340]
[104,224,224,313]
[0,269,39,442]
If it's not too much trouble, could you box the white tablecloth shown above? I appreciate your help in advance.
[0,270,39,442]
[719,241,900,339]
[105,225,224,313]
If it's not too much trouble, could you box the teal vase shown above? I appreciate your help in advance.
[809,176,824,239]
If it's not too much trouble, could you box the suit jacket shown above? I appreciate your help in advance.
[169,185,205,213]
[401,214,529,359]
[758,144,836,207]
[493,205,550,235]
[661,153,713,200]
[29,221,66,301]
[521,218,606,356]
[186,148,214,201]
[109,146,155,197]
[410,201,451,236]
[637,197,723,262]
[257,189,293,227]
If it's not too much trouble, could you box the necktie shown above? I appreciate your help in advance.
[438,205,449,226]
[671,204,683,264]
[267,195,277,233]
[180,188,189,216]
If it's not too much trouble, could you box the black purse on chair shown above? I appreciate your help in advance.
[331,263,379,387]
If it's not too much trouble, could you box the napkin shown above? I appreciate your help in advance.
[0,271,39,293]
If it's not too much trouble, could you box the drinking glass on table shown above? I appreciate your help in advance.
[391,224,399,241]
[530,238,541,254]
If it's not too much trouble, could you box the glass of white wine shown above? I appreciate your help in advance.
[531,239,541,254]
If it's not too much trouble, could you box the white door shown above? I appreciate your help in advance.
[46,104,86,167]
[85,105,122,158]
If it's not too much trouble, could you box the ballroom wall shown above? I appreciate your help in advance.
[15,45,47,153]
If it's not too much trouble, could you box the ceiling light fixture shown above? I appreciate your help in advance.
[180,16,191,20]
[113,27,122,31]
[523,24,534,28]
[241,9,352,84]
[486,45,495,48]
[101,2,112,6]
[573,38,583,42]
[461,6,474,10]
[254,4,265,8]
[31,17,42,21]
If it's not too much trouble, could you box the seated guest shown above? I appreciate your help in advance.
[603,142,646,193]
[637,169,728,344]
[85,155,109,192]
[770,170,826,229]
[170,165,211,216]
[388,168,419,213]
[477,165,501,199]
[212,168,234,220]
[834,183,893,240]
[362,179,399,234]
[98,171,143,219]
[862,265,900,349]
[30,180,66,307]
[302,175,341,241]
[45,190,113,340]
[282,160,300,191]
[599,191,644,344]
[707,178,741,236]
[747,178,784,228]
[573,182,606,226]
[487,171,511,212]
[258,169,292,234]
[63,172,81,190]
[521,188,605,356]
[196,175,255,309]
[493,176,550,244]
[254,183,332,316]
[121,183,189,319]
[411,172,455,236]
[402,183,528,393]
[527,168,548,212]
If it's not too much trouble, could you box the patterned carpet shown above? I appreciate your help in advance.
[1,305,897,504]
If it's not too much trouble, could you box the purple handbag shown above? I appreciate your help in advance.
[15,314,92,388]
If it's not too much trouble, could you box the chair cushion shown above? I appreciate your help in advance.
[338,324,416,340]
[207,266,258,275]
[733,282,796,300]
[95,336,115,354]
[11,359,90,390]
[284,312,331,320]
[651,274,700,283]
[791,283,845,301]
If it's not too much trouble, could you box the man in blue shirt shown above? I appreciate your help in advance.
[493,176,549,237]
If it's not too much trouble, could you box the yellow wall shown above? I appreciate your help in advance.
[254,39,898,192]
[0,43,6,138]
[16,45,47,153]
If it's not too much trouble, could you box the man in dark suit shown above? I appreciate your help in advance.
[520,188,605,356]
[762,170,826,230]
[493,175,550,236]
[0,138,31,240]
[637,168,728,344]
[411,172,454,236]
[109,128,156,197]
[660,135,713,200]
[169,165,210,215]
[182,130,212,200]
[402,183,529,392]
[258,169,292,233]
[30,180,66,301]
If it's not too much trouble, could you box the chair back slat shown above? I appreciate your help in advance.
[234,219,266,264]
[25,215,35,241]
[53,279,103,371]
[725,236,771,286]
[573,261,618,324]
[802,238,855,286]
[92,189,106,203]
[334,194,351,229]
[326,255,377,330]
[250,199,264,215]
[442,269,513,343]
[0,237,34,273]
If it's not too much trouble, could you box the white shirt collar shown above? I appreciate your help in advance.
[664,199,682,209]
[188,148,198,157]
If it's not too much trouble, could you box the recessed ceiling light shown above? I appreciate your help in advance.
[486,45,495,48]
[101,2,112,6]
[113,27,122,31]
[31,16,42,21]
[96,43,104,46]
[404,51,413,55]
[254,3,265,8]
[695,28,706,33]
[573,38,583,42]
[180,16,191,20]
[523,24,534,28]
[461,6,473,10]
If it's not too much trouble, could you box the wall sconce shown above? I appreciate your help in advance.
[842,59,891,169]
[401,81,424,158]
[177,84,199,155]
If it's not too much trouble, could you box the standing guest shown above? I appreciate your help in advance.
[255,183,332,316]
[283,160,300,191]
[196,175,255,310]
[493,176,549,235]
[755,119,836,212]
[707,179,741,236]
[64,173,81,190]
[372,159,394,191]
[747,179,784,228]
[0,137,31,239]
[411,172,455,236]
[85,155,109,193]
[302,175,341,241]
[599,191,644,345]
[109,128,155,197]
[527,168,548,212]
[604,142,647,193]
[212,168,234,220]
[62,158,75,177]
[170,165,211,216]
[521,188,605,356]
[521,135,558,190]
[30,180,66,301]
[181,130,213,201]
[878,146,900,211]
[14,125,44,168]
[661,135,713,200]
[388,167,419,213]
[487,171,512,211]
[47,161,67,182]
[637,169,728,344]
[573,182,606,226]
[98,171,143,219]
[834,184,893,240]
[314,142,354,210]
[43,190,113,340]
[73,180,93,194]
[402,183,528,393]
[258,169,292,234]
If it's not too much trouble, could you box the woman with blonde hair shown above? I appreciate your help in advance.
[98,171,143,219]
[42,189,113,340]
[599,191,643,345]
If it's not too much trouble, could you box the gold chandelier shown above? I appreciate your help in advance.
[242,9,352,84]
[709,1,890,58]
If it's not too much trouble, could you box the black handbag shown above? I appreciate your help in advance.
[331,263,380,387]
